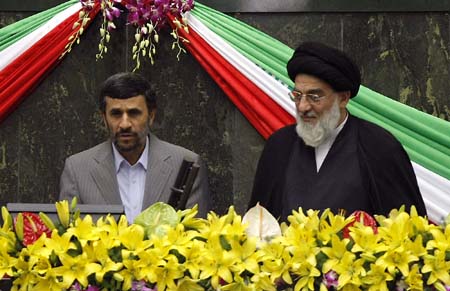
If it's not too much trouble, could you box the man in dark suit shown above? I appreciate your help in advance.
[59,72,210,222]
[248,42,426,221]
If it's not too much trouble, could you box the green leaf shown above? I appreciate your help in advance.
[219,235,231,251]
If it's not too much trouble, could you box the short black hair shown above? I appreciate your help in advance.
[98,72,157,112]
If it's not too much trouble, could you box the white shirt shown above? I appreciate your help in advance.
[112,137,149,223]
[315,114,348,172]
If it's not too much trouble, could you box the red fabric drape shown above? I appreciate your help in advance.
[168,15,294,139]
[0,5,100,123]
[0,9,294,136]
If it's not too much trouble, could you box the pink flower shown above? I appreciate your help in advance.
[69,282,82,291]
[85,285,100,291]
[105,6,121,21]
[322,270,339,288]
[132,280,155,291]
[80,0,97,10]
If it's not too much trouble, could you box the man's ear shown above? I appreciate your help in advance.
[101,111,107,127]
[148,109,156,127]
[338,91,351,108]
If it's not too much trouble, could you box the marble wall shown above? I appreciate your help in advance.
[0,9,448,215]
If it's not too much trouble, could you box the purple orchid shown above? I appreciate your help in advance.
[105,6,121,21]
[69,282,100,291]
[322,270,339,288]
[85,285,100,291]
[132,280,155,291]
[80,0,97,10]
[83,0,194,66]
[69,282,82,291]
[395,279,408,291]
[120,0,193,29]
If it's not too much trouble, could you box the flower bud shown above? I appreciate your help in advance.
[147,23,154,33]
[135,33,141,42]
[82,17,90,26]
[1,206,12,228]
[15,213,24,241]
[39,212,56,230]
[173,19,181,29]
[154,33,159,43]
[56,200,70,228]
[113,272,124,282]
[100,28,106,37]
[107,21,116,31]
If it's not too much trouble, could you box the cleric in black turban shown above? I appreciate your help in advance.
[248,41,426,221]
[286,42,361,98]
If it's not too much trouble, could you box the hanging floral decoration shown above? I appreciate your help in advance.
[62,0,193,70]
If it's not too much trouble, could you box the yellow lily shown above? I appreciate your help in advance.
[334,255,366,288]
[422,249,450,286]
[321,234,351,273]
[375,246,418,276]
[51,249,101,289]
[404,264,424,291]
[361,263,394,291]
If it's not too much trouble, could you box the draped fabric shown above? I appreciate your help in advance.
[0,0,99,123]
[0,1,449,223]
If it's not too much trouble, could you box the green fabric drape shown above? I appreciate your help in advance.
[0,0,77,52]
[193,2,450,180]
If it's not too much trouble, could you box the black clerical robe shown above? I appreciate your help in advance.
[249,114,427,221]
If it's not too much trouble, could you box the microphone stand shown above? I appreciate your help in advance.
[168,159,199,211]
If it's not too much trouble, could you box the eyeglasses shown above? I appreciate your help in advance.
[288,90,326,104]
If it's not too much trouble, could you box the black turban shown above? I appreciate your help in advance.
[287,42,361,98]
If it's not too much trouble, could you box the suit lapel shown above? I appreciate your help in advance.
[142,134,174,210]
[91,141,122,204]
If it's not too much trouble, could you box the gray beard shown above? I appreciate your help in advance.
[295,99,341,147]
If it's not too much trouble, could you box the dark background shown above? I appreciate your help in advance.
[0,1,449,215]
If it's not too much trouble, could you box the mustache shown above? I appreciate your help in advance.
[298,111,317,118]
[116,129,137,136]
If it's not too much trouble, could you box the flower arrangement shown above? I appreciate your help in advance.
[63,0,193,70]
[1,200,450,291]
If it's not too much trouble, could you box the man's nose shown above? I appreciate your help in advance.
[296,96,311,112]
[119,114,131,129]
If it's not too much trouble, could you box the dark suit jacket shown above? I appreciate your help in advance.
[59,133,211,218]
